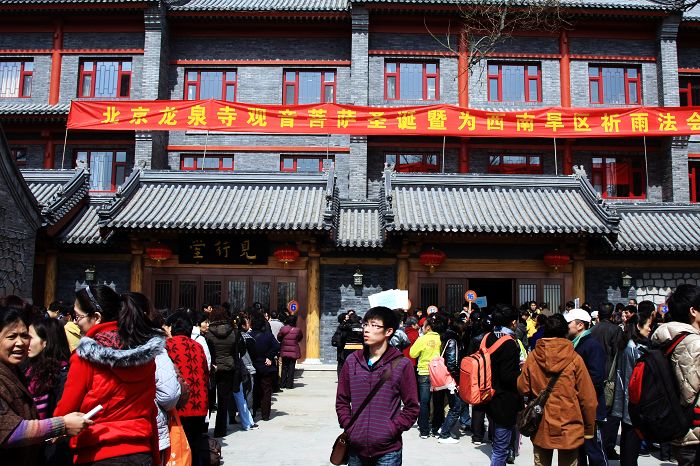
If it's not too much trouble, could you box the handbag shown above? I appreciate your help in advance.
[199,436,222,466]
[604,351,618,409]
[165,411,191,466]
[517,361,571,438]
[330,359,400,465]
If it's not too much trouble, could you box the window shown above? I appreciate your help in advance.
[680,76,700,107]
[489,155,542,174]
[10,148,27,166]
[385,153,439,173]
[185,70,237,102]
[589,66,640,105]
[690,161,700,203]
[385,62,439,101]
[487,63,541,102]
[283,70,335,104]
[0,61,32,98]
[280,156,332,173]
[79,60,131,98]
[180,155,234,171]
[76,150,128,192]
[591,156,645,199]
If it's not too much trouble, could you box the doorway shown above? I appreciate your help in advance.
[467,278,514,311]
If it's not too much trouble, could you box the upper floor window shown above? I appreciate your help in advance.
[487,63,541,103]
[283,70,335,105]
[185,70,237,102]
[0,61,32,98]
[386,153,439,173]
[79,60,131,98]
[10,148,27,166]
[76,150,127,192]
[385,62,439,101]
[181,155,234,171]
[489,155,542,174]
[680,76,700,107]
[280,155,332,173]
[592,156,645,199]
[690,160,700,203]
[589,66,640,105]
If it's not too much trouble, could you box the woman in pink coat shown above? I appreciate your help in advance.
[277,315,303,389]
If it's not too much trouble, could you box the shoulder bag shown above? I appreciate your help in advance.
[330,359,400,465]
[517,361,572,438]
[604,350,618,410]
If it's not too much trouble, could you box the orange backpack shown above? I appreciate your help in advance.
[459,333,512,405]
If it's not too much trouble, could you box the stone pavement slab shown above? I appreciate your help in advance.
[212,370,671,465]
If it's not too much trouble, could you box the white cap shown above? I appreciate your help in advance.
[591,311,599,319]
[565,308,592,323]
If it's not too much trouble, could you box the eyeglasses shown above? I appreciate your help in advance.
[74,314,88,323]
[362,323,384,330]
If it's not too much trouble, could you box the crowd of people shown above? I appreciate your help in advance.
[0,286,304,466]
[334,287,700,466]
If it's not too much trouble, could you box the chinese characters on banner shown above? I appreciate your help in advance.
[67,99,700,138]
[179,236,268,265]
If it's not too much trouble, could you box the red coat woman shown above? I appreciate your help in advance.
[277,315,303,389]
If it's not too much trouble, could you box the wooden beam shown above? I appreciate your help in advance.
[43,251,57,308]
[396,248,409,291]
[130,239,143,293]
[572,256,585,303]
[584,259,700,268]
[409,258,565,273]
[320,257,396,266]
[304,248,321,362]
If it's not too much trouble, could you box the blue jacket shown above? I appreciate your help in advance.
[575,333,608,421]
[250,329,281,375]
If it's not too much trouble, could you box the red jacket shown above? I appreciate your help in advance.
[166,335,209,417]
[55,321,162,465]
[277,325,303,359]
[403,327,419,366]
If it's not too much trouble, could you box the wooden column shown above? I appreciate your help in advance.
[459,139,469,173]
[42,132,54,169]
[44,251,57,308]
[130,240,144,293]
[458,29,469,108]
[49,21,63,105]
[559,30,571,108]
[305,247,321,363]
[572,254,586,303]
[397,253,409,291]
[563,139,573,175]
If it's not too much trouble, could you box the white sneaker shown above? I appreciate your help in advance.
[438,437,459,444]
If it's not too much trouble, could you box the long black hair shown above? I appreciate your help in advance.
[27,317,71,394]
[619,311,653,350]
[75,285,160,349]
[0,305,27,332]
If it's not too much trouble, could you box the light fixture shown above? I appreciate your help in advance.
[146,242,172,262]
[543,250,570,271]
[621,272,633,288]
[353,269,363,287]
[274,245,300,267]
[419,248,446,273]
[84,266,96,283]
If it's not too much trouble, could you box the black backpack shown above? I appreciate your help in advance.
[628,332,699,442]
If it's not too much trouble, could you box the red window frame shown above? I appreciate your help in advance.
[0,60,32,98]
[74,150,128,192]
[384,61,440,101]
[184,69,237,102]
[78,60,131,98]
[588,65,641,105]
[690,160,700,203]
[280,155,332,173]
[180,155,234,171]
[488,155,543,174]
[591,156,646,199]
[680,76,700,107]
[282,70,336,105]
[487,62,541,103]
[385,152,440,173]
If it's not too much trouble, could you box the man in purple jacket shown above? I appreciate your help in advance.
[336,306,419,466]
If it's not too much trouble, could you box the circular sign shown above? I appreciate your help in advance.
[427,305,438,315]
[287,300,299,314]
[464,290,478,303]
[657,303,669,314]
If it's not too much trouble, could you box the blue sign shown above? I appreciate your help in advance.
[475,296,488,308]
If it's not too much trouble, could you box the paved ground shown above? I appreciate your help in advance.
[212,369,671,465]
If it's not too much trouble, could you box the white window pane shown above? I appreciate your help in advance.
[94,62,119,97]
[296,158,320,172]
[502,65,525,102]
[0,62,21,97]
[89,152,113,191]
[199,71,223,100]
[602,67,625,104]
[298,72,322,104]
[399,63,423,100]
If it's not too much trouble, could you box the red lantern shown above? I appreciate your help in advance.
[544,250,569,271]
[274,245,300,267]
[146,242,172,262]
[419,248,446,273]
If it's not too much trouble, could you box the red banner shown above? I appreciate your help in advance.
[67,99,700,138]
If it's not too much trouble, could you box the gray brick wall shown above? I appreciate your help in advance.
[58,54,145,104]
[0,192,37,299]
[319,264,396,363]
[56,259,130,303]
[678,47,700,69]
[63,32,144,50]
[369,32,458,51]
[665,136,690,202]
[657,16,681,107]
[351,8,369,106]
[569,38,656,57]
[0,33,52,50]
[12,144,45,169]
[348,136,367,199]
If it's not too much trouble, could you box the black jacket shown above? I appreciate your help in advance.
[590,320,624,375]
[574,333,607,421]
[482,331,522,427]
[206,322,245,372]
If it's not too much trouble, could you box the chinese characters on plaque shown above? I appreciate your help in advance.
[179,237,268,265]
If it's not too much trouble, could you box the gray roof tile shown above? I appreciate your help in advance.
[0,104,70,116]
[354,0,670,10]
[169,0,348,11]
[338,201,382,248]
[610,204,700,252]
[59,201,113,245]
[21,168,89,226]
[102,169,337,232]
[382,170,618,236]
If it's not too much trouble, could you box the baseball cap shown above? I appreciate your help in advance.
[591,311,599,319]
[564,308,592,323]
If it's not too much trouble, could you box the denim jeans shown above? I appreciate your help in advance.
[578,425,608,466]
[439,392,469,438]
[459,402,471,427]
[348,449,402,466]
[417,375,432,436]
[490,424,514,466]
[232,382,255,429]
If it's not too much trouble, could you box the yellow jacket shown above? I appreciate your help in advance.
[64,321,81,352]
[409,331,441,375]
